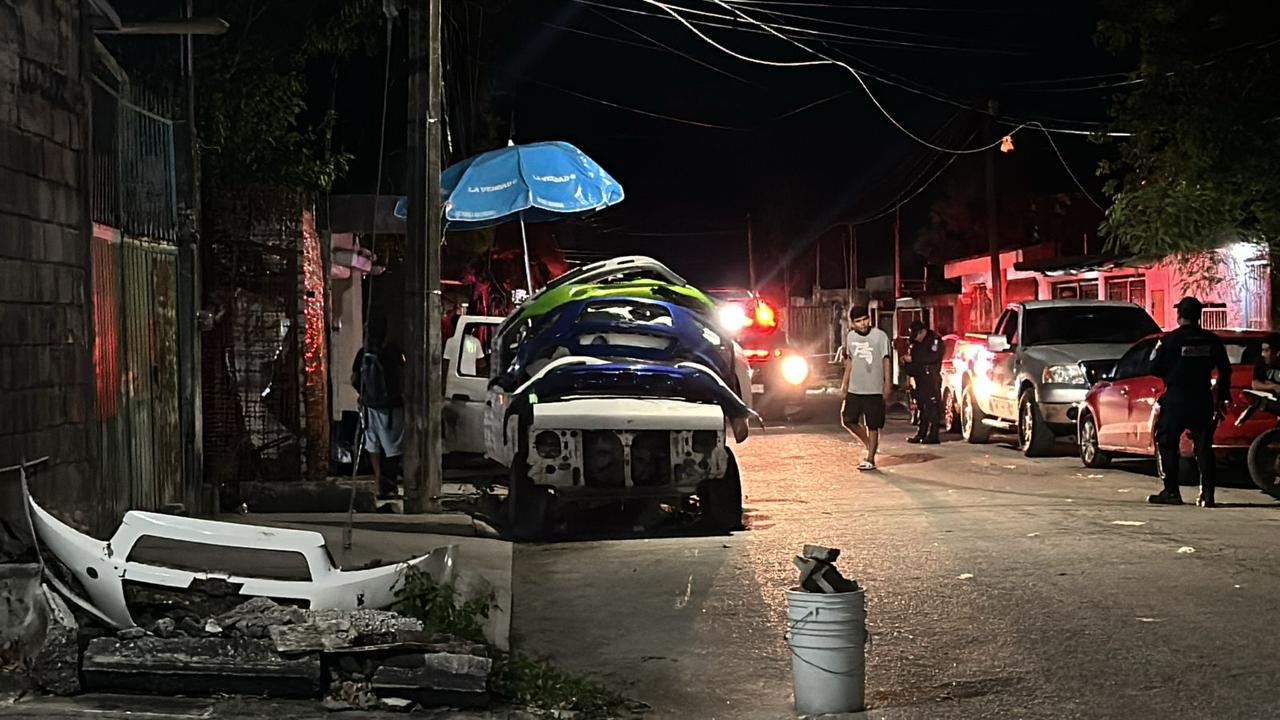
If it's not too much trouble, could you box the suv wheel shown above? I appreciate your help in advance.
[962,386,992,444]
[1019,391,1055,457]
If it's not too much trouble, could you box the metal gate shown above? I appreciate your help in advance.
[788,302,844,359]
[93,232,182,515]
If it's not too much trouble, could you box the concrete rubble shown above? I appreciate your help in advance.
[66,596,492,710]
[793,544,860,594]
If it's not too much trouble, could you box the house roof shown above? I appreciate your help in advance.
[1012,253,1129,276]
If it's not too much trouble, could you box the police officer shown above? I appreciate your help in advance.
[1148,297,1233,507]
[903,319,944,444]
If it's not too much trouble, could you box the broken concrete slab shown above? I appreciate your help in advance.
[308,608,425,647]
[793,557,860,594]
[270,618,354,654]
[371,652,492,695]
[31,585,79,696]
[82,636,322,698]
[802,544,841,563]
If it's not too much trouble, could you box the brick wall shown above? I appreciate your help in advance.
[0,0,101,535]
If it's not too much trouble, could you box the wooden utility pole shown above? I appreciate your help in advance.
[174,0,203,513]
[403,0,444,513]
[814,233,821,300]
[986,98,1002,309]
[893,206,901,298]
[850,223,858,295]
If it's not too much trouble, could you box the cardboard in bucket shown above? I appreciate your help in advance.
[793,545,859,594]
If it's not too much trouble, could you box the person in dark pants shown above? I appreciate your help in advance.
[352,317,406,499]
[903,319,944,444]
[1148,297,1233,507]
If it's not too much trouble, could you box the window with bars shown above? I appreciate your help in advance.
[1052,280,1099,300]
[1105,276,1146,306]
[1202,307,1230,330]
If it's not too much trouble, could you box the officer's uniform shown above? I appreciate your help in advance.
[1149,299,1232,506]
[905,323,945,443]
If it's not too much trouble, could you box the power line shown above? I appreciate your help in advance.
[1003,71,1133,87]
[645,0,1023,153]
[574,0,1027,55]
[1028,122,1105,211]
[719,0,1043,12]
[579,5,752,83]
[712,0,1024,48]
[519,75,750,130]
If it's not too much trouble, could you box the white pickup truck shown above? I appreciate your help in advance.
[956,300,1160,456]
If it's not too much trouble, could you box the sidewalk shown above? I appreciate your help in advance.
[3,694,533,719]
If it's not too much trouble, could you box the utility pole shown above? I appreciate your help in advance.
[850,223,858,296]
[174,0,203,513]
[746,214,755,291]
[986,98,1002,309]
[814,234,821,301]
[893,206,901,298]
[403,0,443,514]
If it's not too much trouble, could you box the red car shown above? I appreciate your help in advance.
[1077,329,1272,476]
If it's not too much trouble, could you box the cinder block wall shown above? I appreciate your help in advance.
[0,0,101,536]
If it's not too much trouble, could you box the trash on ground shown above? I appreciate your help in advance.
[1177,546,1197,554]
[956,573,975,580]
[792,545,860,594]
[26,489,455,629]
[1110,520,1147,526]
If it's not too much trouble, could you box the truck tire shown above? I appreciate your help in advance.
[941,387,961,434]
[506,453,552,542]
[1247,428,1280,500]
[699,451,743,533]
[1019,391,1056,457]
[961,386,992,444]
[1077,412,1111,468]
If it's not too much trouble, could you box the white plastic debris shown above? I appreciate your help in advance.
[1177,546,1197,554]
[956,573,974,580]
[1026,533,1040,537]
[1136,617,1163,623]
[1111,520,1146,526]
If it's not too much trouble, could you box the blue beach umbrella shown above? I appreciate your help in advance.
[394,140,624,290]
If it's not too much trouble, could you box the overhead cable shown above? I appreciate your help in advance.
[641,0,1024,153]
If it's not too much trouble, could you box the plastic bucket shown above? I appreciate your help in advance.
[786,588,866,715]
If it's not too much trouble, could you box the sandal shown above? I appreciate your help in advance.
[857,460,876,471]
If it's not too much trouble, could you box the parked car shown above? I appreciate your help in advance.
[936,333,964,433]
[956,300,1161,456]
[1077,329,1273,479]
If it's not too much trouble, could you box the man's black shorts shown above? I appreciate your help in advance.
[842,393,886,431]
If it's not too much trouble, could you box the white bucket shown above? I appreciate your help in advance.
[786,588,866,715]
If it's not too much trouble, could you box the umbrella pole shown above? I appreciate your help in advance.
[519,213,534,292]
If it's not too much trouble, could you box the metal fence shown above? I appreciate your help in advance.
[91,79,178,242]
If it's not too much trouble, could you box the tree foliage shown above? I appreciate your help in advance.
[1097,0,1280,258]
[193,0,384,190]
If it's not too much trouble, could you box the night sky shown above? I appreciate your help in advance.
[340,1,1128,294]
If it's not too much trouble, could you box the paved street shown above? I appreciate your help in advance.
[514,399,1280,719]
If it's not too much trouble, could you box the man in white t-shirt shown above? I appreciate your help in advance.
[839,306,893,470]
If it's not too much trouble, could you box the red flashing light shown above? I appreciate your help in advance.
[754,299,777,330]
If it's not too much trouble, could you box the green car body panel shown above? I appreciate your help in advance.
[509,279,716,325]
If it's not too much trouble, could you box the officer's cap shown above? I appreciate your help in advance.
[1173,296,1204,314]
